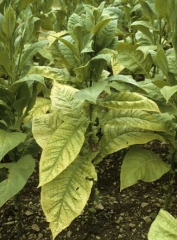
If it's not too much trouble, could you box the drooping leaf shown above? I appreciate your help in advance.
[0,154,35,207]
[120,147,170,191]
[29,66,74,82]
[39,118,89,186]
[0,130,26,160]
[74,81,107,103]
[98,92,160,112]
[148,209,177,240]
[20,40,48,71]
[103,109,168,132]
[94,126,165,164]
[117,43,152,77]
[41,152,97,239]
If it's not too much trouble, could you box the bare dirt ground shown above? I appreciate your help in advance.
[1,141,177,240]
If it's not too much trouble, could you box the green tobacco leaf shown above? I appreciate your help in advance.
[120,147,170,191]
[10,75,45,92]
[2,7,16,39]
[74,81,107,103]
[94,126,165,164]
[29,66,74,82]
[39,119,89,186]
[32,113,63,149]
[67,13,83,38]
[117,43,152,77]
[59,36,80,67]
[98,92,160,112]
[148,209,177,240]
[160,86,177,102]
[0,155,35,207]
[41,153,97,239]
[0,130,26,160]
[155,0,168,19]
[51,82,84,120]
[139,0,155,23]
[156,48,169,76]
[20,40,48,71]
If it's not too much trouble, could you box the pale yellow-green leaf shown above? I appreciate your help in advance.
[0,155,35,207]
[120,147,170,191]
[41,153,97,239]
[47,30,68,46]
[94,126,165,164]
[148,209,177,240]
[0,130,26,160]
[98,92,160,112]
[51,82,84,120]
[39,119,89,186]
[104,110,168,132]
[32,113,63,149]
[24,97,50,123]
[28,66,74,82]
[111,53,125,75]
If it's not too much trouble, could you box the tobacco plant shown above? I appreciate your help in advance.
[29,2,171,238]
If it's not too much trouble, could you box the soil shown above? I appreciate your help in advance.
[1,141,177,240]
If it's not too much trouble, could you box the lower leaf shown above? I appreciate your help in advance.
[41,152,97,239]
[120,147,170,191]
[0,154,35,207]
[148,209,177,240]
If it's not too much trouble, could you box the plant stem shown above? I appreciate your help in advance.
[14,192,23,238]
[164,150,176,210]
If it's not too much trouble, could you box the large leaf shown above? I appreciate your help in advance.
[0,154,35,207]
[39,118,89,186]
[117,43,152,77]
[32,113,63,149]
[148,209,177,240]
[120,147,170,191]
[94,126,165,164]
[0,130,26,160]
[29,66,74,82]
[41,153,97,239]
[102,109,168,132]
[98,92,160,112]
